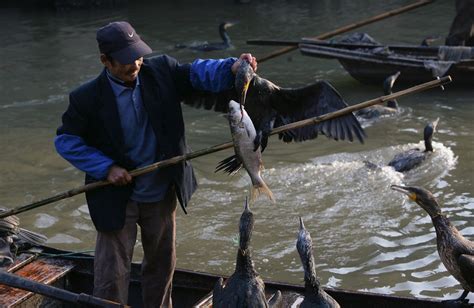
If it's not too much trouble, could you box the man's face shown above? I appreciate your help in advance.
[101,55,143,86]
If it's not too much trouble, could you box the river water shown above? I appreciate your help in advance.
[1,0,473,302]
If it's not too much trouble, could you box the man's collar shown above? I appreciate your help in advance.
[105,69,141,97]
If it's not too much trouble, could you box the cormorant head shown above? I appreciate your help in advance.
[297,217,313,259]
[239,197,254,250]
[235,59,255,107]
[219,21,236,31]
[297,217,320,288]
[383,71,400,95]
[218,22,236,44]
[391,185,442,218]
[423,118,439,152]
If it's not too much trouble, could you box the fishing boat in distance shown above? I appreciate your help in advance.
[298,38,474,86]
[0,245,470,307]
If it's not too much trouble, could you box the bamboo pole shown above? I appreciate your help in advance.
[257,0,434,63]
[0,76,451,219]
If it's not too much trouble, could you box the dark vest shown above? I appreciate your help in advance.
[57,55,197,232]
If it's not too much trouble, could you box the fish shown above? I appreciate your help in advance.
[225,100,275,203]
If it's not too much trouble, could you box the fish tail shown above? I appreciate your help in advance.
[250,181,275,203]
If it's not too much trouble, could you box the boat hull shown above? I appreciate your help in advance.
[299,43,474,86]
[0,246,469,307]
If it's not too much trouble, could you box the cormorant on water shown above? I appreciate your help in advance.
[297,217,340,308]
[356,71,401,120]
[391,185,474,303]
[213,198,282,307]
[177,22,236,52]
[184,59,366,174]
[388,118,439,172]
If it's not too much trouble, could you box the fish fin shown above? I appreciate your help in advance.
[215,155,242,175]
[250,181,275,203]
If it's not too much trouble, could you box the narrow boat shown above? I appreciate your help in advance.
[298,39,474,86]
[0,245,469,307]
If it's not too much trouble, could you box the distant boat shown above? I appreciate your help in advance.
[298,39,474,86]
[0,245,468,307]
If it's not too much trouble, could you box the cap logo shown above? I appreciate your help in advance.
[128,31,134,38]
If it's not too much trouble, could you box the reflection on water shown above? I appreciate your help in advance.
[0,0,473,301]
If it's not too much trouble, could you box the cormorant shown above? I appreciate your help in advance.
[297,217,340,308]
[183,22,236,52]
[184,59,366,174]
[391,185,474,303]
[213,199,282,307]
[388,118,439,172]
[420,36,441,46]
[356,71,401,120]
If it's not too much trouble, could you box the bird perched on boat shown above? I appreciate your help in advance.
[0,210,47,266]
[184,59,366,174]
[176,22,236,51]
[213,199,281,307]
[356,71,401,120]
[297,217,340,308]
[420,36,441,46]
[388,118,439,172]
[391,185,474,303]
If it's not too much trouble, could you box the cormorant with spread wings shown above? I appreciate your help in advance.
[183,60,366,174]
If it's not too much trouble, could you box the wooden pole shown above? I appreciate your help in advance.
[257,0,434,63]
[0,271,129,307]
[0,76,451,219]
[247,39,441,53]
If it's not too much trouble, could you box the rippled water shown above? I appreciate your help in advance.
[1,0,473,302]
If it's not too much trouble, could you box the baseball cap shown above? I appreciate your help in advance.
[96,21,152,64]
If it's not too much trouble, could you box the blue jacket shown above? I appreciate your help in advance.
[56,55,236,231]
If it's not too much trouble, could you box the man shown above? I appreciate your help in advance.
[55,21,257,307]
[445,0,474,46]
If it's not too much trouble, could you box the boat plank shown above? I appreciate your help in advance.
[0,257,74,307]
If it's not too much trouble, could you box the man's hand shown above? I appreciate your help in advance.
[107,165,132,186]
[231,53,257,74]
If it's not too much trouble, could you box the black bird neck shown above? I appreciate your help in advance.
[235,248,257,277]
[432,214,460,239]
[219,26,231,45]
[302,253,321,293]
[424,137,433,152]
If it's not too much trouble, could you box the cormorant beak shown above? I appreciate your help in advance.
[391,185,417,201]
[384,71,401,94]
[240,80,250,106]
[225,22,236,29]
[238,81,249,122]
[432,117,440,132]
[299,217,305,230]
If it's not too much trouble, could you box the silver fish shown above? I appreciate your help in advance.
[227,100,274,203]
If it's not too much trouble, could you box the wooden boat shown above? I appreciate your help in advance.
[297,39,474,86]
[0,245,470,307]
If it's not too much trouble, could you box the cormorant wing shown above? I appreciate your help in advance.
[271,80,366,144]
[388,148,425,172]
[458,254,474,286]
[182,89,236,113]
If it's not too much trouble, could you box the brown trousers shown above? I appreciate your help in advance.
[93,187,177,308]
